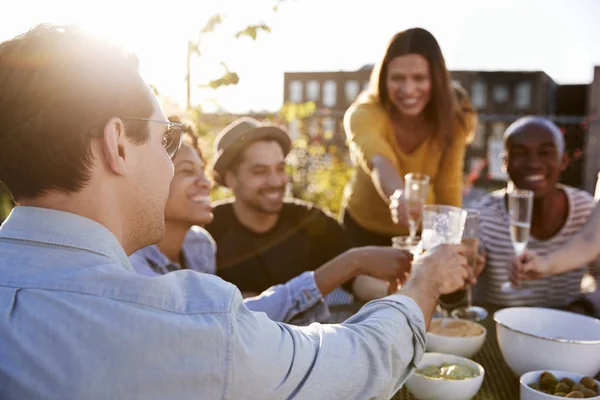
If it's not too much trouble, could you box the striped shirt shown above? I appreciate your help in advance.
[475,185,600,307]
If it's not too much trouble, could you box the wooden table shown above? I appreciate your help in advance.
[329,303,520,400]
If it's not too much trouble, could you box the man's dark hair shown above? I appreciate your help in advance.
[0,24,153,200]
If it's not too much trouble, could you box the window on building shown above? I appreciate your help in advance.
[493,84,510,103]
[288,120,299,139]
[345,80,360,103]
[491,121,506,140]
[471,122,486,150]
[471,81,487,109]
[363,81,370,92]
[323,80,337,107]
[289,80,303,103]
[306,80,320,102]
[308,119,319,137]
[488,139,509,181]
[515,81,532,109]
[323,117,336,139]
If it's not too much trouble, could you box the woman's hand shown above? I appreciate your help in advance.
[389,189,409,226]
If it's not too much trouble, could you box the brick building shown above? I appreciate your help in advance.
[584,66,600,194]
[283,66,591,189]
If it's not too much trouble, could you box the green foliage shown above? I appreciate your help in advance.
[282,102,351,216]
[200,13,225,34]
[234,24,272,40]
[280,102,316,122]
[204,63,240,89]
[288,139,352,216]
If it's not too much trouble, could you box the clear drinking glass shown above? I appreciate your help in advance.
[392,235,423,257]
[404,173,430,241]
[422,205,468,317]
[421,205,468,250]
[501,188,534,293]
[451,210,488,321]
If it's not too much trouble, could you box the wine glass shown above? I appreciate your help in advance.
[451,210,488,321]
[500,188,534,293]
[404,173,430,241]
[392,235,423,257]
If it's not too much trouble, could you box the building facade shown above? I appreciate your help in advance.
[283,66,591,190]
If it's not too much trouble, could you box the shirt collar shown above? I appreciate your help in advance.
[0,206,134,272]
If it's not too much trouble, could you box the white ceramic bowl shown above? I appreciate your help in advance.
[495,307,600,377]
[426,318,487,358]
[405,352,484,400]
[520,370,600,400]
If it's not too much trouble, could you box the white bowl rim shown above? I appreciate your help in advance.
[494,307,600,345]
[519,370,600,398]
[415,352,485,381]
[427,318,487,339]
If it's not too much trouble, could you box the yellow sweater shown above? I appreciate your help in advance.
[343,97,476,237]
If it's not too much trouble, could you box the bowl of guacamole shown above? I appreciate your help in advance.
[406,353,484,400]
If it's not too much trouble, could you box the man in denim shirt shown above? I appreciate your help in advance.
[0,24,472,400]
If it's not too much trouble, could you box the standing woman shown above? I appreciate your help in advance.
[342,27,477,247]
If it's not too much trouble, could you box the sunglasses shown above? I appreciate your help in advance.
[90,117,184,159]
[120,117,184,158]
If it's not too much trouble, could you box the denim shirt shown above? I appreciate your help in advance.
[130,226,329,324]
[0,206,426,400]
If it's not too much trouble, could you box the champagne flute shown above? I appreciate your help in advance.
[501,188,534,293]
[404,173,430,241]
[392,235,423,257]
[451,210,488,321]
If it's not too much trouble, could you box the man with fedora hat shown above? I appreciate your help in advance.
[206,117,404,316]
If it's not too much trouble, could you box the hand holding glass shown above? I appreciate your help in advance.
[501,188,534,293]
[404,173,430,240]
[451,210,488,321]
[421,205,467,317]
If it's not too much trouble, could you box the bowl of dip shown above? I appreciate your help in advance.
[426,318,487,358]
[405,352,484,400]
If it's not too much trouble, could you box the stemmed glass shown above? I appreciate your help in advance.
[404,173,430,241]
[392,235,423,257]
[500,187,534,294]
[451,210,488,321]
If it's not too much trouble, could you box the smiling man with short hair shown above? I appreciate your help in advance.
[476,116,600,307]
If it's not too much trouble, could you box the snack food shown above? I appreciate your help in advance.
[416,363,480,380]
[429,319,484,337]
[527,371,598,398]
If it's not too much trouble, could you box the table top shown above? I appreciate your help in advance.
[329,303,520,400]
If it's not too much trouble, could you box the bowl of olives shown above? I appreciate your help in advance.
[495,308,600,376]
[520,370,600,399]
[405,352,484,400]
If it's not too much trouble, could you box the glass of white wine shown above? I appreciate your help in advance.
[501,187,534,293]
[451,210,488,321]
[392,235,423,257]
[404,173,430,241]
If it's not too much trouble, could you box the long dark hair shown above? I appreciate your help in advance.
[367,28,470,145]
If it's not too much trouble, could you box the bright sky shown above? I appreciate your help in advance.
[1,0,600,113]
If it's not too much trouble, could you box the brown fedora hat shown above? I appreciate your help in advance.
[211,117,291,186]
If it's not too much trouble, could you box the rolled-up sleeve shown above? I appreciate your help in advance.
[228,293,426,400]
[344,103,398,174]
[243,271,327,323]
